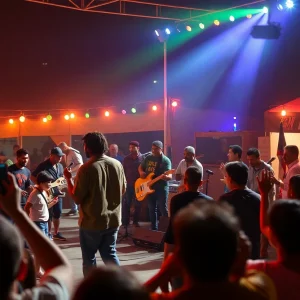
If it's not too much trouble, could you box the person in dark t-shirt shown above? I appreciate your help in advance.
[8,148,33,209]
[219,162,261,259]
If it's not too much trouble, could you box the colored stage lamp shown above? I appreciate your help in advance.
[247,14,252,19]
[131,108,137,113]
[85,112,90,119]
[214,20,220,26]
[286,0,294,8]
[171,100,178,107]
[43,117,47,123]
[64,114,70,120]
[121,110,127,115]
[199,23,205,29]
[19,115,25,123]
[229,16,235,22]
[152,105,158,111]
[262,6,269,13]
[153,80,157,83]
[233,116,237,120]
[281,109,287,116]
[233,123,237,131]
[165,28,171,35]
[186,25,192,31]
[9,119,14,124]
[70,113,75,119]
[104,111,110,117]
[277,3,284,10]
[47,114,52,121]
[155,30,160,37]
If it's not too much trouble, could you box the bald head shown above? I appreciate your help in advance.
[58,142,69,153]
[109,144,118,157]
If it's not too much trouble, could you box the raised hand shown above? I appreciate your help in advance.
[257,170,273,194]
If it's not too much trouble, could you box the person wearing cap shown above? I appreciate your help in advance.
[31,147,66,241]
[25,171,59,277]
[122,141,143,228]
[175,146,203,189]
[58,142,83,216]
[139,140,172,231]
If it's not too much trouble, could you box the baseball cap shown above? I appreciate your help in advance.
[152,140,163,149]
[129,141,140,147]
[51,147,64,157]
[185,146,195,154]
[37,171,54,184]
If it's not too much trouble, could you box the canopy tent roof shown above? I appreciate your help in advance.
[267,98,300,113]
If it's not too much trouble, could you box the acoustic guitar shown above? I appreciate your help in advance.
[48,177,67,202]
[135,169,175,202]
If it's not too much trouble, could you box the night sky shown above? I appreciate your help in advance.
[2,0,300,122]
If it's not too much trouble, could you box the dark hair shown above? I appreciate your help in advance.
[16,148,29,158]
[269,200,300,255]
[0,215,23,299]
[73,266,150,300]
[228,145,242,159]
[285,145,299,157]
[82,132,108,156]
[289,175,300,199]
[13,144,20,150]
[246,148,260,158]
[185,166,202,185]
[174,201,239,282]
[225,162,248,186]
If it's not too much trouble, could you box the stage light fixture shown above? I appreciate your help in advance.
[131,108,137,113]
[233,123,237,131]
[165,28,171,35]
[277,3,284,10]
[152,105,158,111]
[286,0,294,8]
[247,14,252,19]
[229,16,235,22]
[153,80,157,83]
[64,114,70,120]
[85,112,90,118]
[155,29,170,42]
[171,100,178,107]
[122,110,127,115]
[155,30,160,36]
[233,116,237,120]
[262,6,269,13]
[47,114,52,121]
[70,113,75,119]
[19,115,25,123]
[214,20,220,26]
[43,117,47,123]
[199,23,205,29]
[104,111,110,117]
[186,25,192,31]
[281,109,287,116]
[9,119,14,124]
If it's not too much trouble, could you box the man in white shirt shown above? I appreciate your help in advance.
[58,142,83,215]
[273,145,300,199]
[175,146,203,188]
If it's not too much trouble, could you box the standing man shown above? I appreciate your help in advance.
[108,144,124,163]
[8,148,33,210]
[64,132,126,277]
[139,141,172,231]
[175,146,203,187]
[122,141,143,228]
[58,142,83,216]
[31,147,66,241]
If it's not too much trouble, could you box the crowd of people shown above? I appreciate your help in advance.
[1,131,300,299]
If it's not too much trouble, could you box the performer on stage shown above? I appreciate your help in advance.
[8,148,33,210]
[122,141,143,227]
[58,142,83,216]
[139,141,172,231]
[31,147,66,241]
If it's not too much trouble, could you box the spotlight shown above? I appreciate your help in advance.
[155,30,160,36]
[277,3,284,10]
[64,114,70,120]
[171,100,178,107]
[104,111,110,117]
[47,114,52,121]
[165,28,171,35]
[122,110,127,115]
[9,119,14,124]
[281,109,287,116]
[233,123,237,131]
[131,108,137,113]
[286,0,294,8]
[70,113,75,119]
[43,117,47,123]
[229,16,235,22]
[153,80,157,83]
[85,112,90,118]
[233,116,237,120]
[214,20,220,26]
[19,115,25,123]
[152,105,158,111]
[247,14,252,19]
[186,25,192,31]
[199,23,205,29]
[262,6,268,13]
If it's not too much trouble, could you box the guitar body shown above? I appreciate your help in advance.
[48,177,67,202]
[135,173,156,202]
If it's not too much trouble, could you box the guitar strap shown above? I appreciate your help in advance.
[36,188,49,206]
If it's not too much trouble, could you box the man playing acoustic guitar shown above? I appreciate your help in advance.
[139,141,172,231]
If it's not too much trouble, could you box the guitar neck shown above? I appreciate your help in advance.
[148,174,164,186]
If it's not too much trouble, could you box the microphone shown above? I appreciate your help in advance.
[267,157,276,165]
[67,162,74,169]
[206,169,214,175]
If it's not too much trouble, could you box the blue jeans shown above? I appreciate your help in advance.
[79,227,120,277]
[122,185,141,225]
[34,221,49,236]
[148,189,168,230]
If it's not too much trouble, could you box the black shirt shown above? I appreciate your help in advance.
[164,191,214,244]
[8,164,31,207]
[219,188,261,259]
[32,158,63,182]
